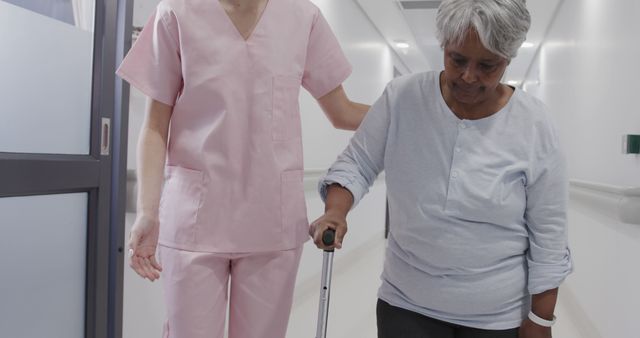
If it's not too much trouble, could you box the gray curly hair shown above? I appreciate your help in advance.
[436,0,531,60]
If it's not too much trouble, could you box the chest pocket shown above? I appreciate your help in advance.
[444,166,527,226]
[272,75,302,141]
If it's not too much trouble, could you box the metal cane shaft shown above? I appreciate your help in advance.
[315,229,336,338]
[315,250,334,338]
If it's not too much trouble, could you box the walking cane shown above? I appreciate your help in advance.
[315,229,336,338]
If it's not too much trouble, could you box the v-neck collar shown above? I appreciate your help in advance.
[215,0,272,42]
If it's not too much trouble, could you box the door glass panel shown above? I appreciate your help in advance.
[0,193,88,337]
[0,0,95,154]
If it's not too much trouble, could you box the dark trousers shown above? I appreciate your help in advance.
[377,299,519,338]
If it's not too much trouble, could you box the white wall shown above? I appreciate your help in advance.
[122,1,396,337]
[300,0,394,169]
[523,1,640,337]
[524,0,640,186]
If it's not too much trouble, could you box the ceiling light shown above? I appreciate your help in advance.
[395,41,410,49]
[506,80,520,86]
[521,42,535,48]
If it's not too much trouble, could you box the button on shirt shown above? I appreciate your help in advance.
[319,72,572,329]
[117,0,352,252]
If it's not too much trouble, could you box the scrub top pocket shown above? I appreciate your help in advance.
[159,166,205,247]
[272,75,302,141]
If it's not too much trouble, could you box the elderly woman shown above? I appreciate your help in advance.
[310,0,572,337]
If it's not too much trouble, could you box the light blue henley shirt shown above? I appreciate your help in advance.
[319,71,573,329]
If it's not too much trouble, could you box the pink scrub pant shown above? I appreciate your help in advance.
[158,245,303,338]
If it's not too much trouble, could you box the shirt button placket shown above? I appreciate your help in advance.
[446,121,467,207]
[452,122,467,180]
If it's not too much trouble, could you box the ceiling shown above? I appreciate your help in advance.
[356,0,563,85]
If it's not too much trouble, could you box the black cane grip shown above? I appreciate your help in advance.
[322,229,336,246]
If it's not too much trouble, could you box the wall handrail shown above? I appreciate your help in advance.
[570,179,640,197]
[569,179,640,225]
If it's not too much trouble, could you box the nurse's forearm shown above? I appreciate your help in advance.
[136,99,172,221]
[325,100,369,131]
[317,85,370,130]
[136,130,167,220]
[344,101,370,130]
[324,184,354,218]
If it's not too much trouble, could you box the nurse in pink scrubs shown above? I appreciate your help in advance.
[117,0,368,337]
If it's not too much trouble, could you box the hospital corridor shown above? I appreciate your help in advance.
[1,0,639,338]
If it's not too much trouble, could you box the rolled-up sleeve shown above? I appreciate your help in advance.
[318,84,391,206]
[525,146,573,294]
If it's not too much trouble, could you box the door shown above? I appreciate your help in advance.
[0,0,131,337]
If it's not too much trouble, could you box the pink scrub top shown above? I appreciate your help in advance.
[117,0,352,252]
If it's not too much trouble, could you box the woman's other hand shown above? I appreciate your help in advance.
[518,318,552,338]
[309,211,348,250]
[128,214,162,281]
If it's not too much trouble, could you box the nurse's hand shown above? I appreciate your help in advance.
[309,211,348,250]
[128,214,162,281]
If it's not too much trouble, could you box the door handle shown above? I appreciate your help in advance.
[101,118,110,156]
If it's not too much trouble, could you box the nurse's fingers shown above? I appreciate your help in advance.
[130,256,147,279]
[141,257,160,281]
[129,254,139,272]
[128,238,144,277]
[149,255,163,272]
[128,231,141,255]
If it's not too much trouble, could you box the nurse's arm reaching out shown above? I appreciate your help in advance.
[128,98,172,282]
[309,183,354,250]
[317,85,369,131]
